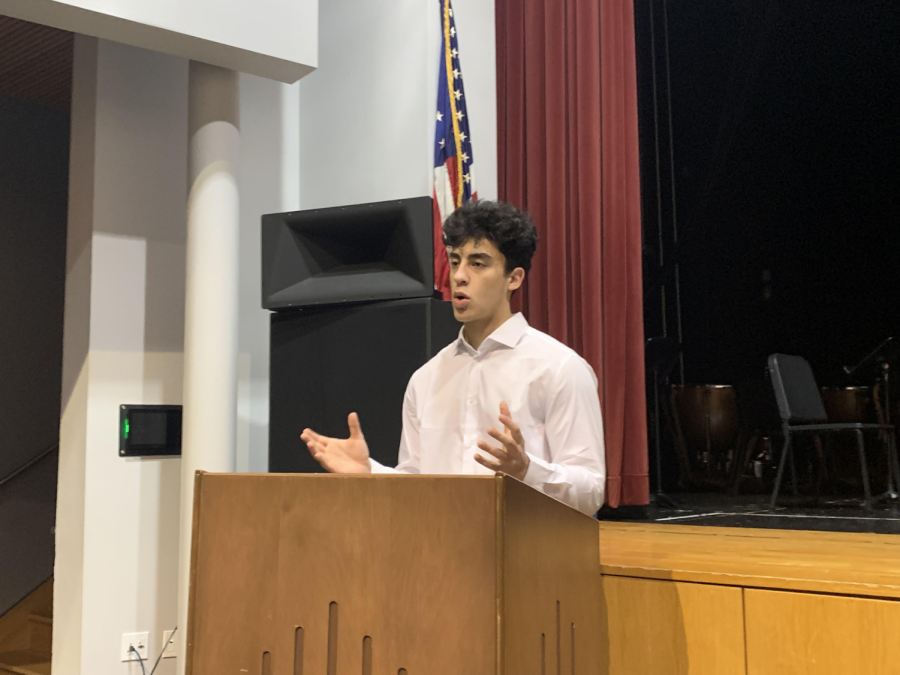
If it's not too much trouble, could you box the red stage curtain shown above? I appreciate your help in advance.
[496,0,648,506]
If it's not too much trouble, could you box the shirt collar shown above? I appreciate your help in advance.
[456,313,529,355]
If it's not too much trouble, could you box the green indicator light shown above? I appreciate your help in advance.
[124,419,130,439]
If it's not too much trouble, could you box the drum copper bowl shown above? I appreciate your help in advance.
[671,384,739,458]
[820,386,883,489]
[820,386,874,423]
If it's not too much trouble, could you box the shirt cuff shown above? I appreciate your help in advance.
[521,453,554,489]
[368,459,396,474]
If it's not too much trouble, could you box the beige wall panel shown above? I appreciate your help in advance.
[745,588,900,675]
[603,576,746,675]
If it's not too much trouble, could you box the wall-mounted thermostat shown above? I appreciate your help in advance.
[119,405,182,457]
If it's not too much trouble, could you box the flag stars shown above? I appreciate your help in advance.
[438,4,472,192]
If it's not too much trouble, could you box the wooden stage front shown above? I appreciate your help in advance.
[598,522,900,674]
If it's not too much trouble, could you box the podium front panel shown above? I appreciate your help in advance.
[501,478,603,674]
[186,473,603,675]
[187,474,499,674]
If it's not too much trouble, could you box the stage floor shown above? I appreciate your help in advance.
[598,521,900,673]
[599,520,900,598]
[602,492,900,534]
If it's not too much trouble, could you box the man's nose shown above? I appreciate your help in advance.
[452,265,468,284]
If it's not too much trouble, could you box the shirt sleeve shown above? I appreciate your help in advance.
[369,377,422,475]
[521,354,606,515]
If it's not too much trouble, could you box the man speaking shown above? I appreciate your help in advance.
[301,201,606,515]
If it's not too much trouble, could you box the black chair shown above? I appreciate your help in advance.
[730,369,785,494]
[767,353,900,510]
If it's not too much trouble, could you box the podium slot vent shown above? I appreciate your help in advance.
[541,633,546,675]
[327,602,339,675]
[571,623,575,675]
[362,636,372,675]
[262,650,272,675]
[294,627,304,675]
[556,601,561,675]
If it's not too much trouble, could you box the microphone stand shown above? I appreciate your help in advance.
[845,338,900,503]
[647,337,679,509]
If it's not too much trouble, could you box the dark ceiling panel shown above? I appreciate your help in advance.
[0,15,73,109]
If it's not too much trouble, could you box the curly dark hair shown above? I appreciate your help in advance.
[441,200,539,273]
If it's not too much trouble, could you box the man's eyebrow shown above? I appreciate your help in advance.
[468,252,493,261]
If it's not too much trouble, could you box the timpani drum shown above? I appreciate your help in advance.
[671,384,739,483]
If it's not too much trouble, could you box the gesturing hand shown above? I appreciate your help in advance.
[475,401,531,481]
[301,413,372,474]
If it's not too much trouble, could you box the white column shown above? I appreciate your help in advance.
[176,61,240,670]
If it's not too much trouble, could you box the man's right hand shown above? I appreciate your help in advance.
[301,412,372,474]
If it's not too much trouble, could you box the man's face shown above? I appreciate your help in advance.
[448,238,519,322]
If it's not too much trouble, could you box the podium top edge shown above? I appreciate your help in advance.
[195,471,505,481]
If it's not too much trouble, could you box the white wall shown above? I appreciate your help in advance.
[55,39,303,672]
[237,74,300,472]
[55,36,187,675]
[232,0,500,471]
[54,0,497,669]
[0,0,317,83]
[447,0,498,202]
[299,0,496,209]
[233,0,497,472]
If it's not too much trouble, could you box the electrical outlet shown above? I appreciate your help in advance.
[162,629,178,659]
[121,632,149,662]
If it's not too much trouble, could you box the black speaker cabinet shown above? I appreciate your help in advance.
[269,297,459,473]
[261,196,434,310]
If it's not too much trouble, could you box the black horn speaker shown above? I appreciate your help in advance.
[261,196,435,310]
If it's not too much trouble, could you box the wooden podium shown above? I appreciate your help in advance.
[185,473,602,675]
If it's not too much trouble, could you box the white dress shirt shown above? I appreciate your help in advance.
[370,313,606,515]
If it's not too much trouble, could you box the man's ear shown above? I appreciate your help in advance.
[507,267,525,293]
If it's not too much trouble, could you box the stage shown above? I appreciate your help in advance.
[598,521,900,674]
[603,491,900,534]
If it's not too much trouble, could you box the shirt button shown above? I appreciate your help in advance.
[468,398,476,405]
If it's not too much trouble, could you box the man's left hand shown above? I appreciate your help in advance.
[475,401,531,481]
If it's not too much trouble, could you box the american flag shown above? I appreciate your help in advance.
[433,0,475,301]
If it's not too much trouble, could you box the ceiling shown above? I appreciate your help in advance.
[0,14,73,110]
